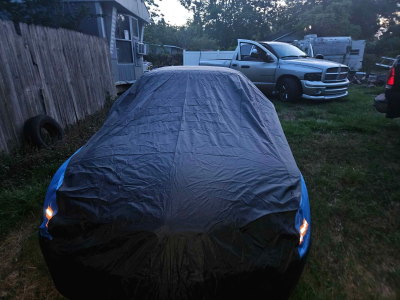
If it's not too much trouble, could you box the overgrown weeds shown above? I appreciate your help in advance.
[0,95,116,238]
[0,95,116,299]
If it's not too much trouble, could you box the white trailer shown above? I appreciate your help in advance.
[293,35,366,71]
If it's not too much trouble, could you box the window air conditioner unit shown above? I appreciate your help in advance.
[137,43,148,55]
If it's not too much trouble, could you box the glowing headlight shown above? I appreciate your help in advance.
[46,206,53,227]
[299,218,309,244]
[304,73,322,81]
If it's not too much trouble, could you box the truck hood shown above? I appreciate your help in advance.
[280,58,347,71]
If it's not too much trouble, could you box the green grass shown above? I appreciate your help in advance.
[1,86,399,299]
[0,97,115,299]
[275,86,400,299]
[0,96,115,238]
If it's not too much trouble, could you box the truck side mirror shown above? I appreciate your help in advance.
[263,53,274,63]
[315,54,324,60]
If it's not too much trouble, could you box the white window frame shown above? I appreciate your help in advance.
[115,13,134,65]
[130,17,139,40]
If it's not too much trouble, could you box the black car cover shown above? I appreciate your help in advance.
[40,67,311,300]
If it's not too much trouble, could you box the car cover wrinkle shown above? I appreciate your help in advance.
[66,72,176,172]
[163,71,192,232]
[40,67,310,300]
[237,72,300,201]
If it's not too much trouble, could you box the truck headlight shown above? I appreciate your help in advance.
[304,73,322,81]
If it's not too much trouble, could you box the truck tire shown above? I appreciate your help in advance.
[23,114,64,148]
[278,78,302,102]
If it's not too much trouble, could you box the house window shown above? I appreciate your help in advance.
[350,49,360,55]
[116,40,133,63]
[115,13,134,64]
[131,17,139,39]
[116,14,130,40]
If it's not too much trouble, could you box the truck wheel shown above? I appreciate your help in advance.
[23,114,64,148]
[278,78,302,102]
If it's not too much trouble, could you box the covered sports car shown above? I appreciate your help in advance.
[40,67,311,300]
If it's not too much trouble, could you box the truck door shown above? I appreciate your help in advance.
[232,39,278,90]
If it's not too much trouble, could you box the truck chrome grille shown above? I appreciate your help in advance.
[324,67,348,82]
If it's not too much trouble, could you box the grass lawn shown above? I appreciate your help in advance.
[0,86,399,299]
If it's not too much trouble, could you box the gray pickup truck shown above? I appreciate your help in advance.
[200,39,350,101]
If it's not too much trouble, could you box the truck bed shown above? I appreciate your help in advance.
[199,59,232,68]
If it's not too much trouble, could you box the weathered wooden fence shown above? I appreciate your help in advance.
[0,20,117,153]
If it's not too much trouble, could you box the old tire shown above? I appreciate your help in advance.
[23,114,64,148]
[278,78,302,102]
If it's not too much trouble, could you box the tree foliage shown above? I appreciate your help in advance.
[172,0,398,54]
[274,0,399,39]
[144,18,219,50]
[179,0,283,49]
[144,52,183,67]
[0,0,103,31]
[367,24,400,57]
[294,0,361,37]
[350,0,399,39]
[1,0,398,56]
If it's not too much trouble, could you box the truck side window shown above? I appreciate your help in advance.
[259,43,278,59]
[240,43,252,60]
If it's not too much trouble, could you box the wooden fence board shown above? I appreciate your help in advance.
[62,30,87,119]
[0,21,25,150]
[24,25,53,118]
[0,20,116,153]
[57,28,81,122]
[19,23,45,116]
[47,26,75,126]
[69,31,91,117]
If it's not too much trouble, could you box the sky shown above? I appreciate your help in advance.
[154,0,193,26]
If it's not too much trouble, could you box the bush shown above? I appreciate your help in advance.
[144,53,183,68]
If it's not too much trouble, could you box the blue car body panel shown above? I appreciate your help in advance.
[39,148,82,239]
[295,174,311,259]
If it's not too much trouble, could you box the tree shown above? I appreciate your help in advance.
[0,0,103,31]
[280,0,399,40]
[144,0,399,54]
[143,0,163,21]
[179,0,280,49]
[144,18,179,45]
[143,18,219,50]
[293,0,361,37]
[367,24,400,57]
[350,0,399,39]
[186,34,219,50]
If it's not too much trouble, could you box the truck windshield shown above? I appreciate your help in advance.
[263,43,307,59]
